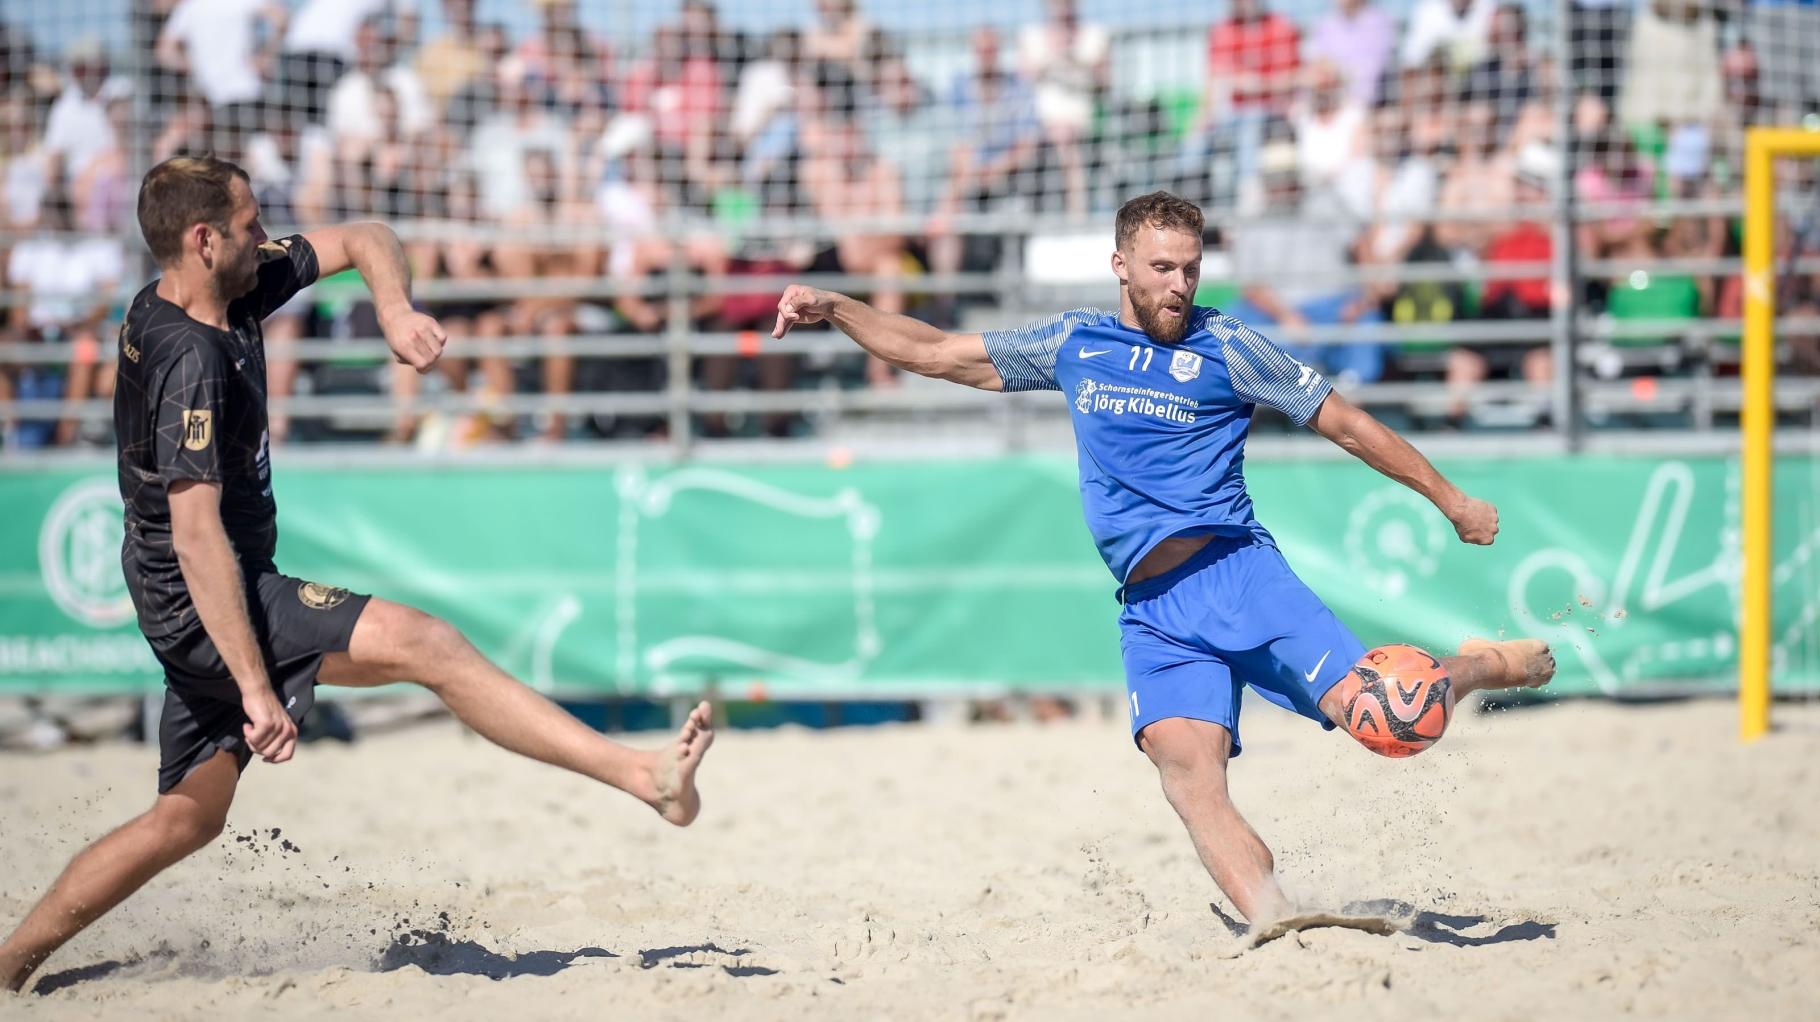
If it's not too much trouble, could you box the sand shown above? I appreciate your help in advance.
[3,696,1818,1021]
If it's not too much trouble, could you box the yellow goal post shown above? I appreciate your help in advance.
[1740,126,1820,742]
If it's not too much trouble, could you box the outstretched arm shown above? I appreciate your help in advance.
[1309,390,1499,545]
[773,285,1003,390]
[303,222,447,373]
[764,287,997,389]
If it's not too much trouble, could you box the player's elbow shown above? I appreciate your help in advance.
[1311,402,1372,458]
[926,334,999,390]
[169,518,209,562]
[897,336,957,382]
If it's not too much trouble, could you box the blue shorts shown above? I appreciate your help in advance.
[1118,534,1367,756]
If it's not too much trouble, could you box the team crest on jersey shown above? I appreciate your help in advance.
[181,409,212,451]
[297,581,350,610]
[1169,350,1203,383]
[256,238,292,263]
[1074,378,1098,413]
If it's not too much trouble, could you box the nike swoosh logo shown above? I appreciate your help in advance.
[1304,650,1332,683]
[1078,348,1112,359]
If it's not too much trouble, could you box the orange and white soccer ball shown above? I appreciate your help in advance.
[1332,644,1454,758]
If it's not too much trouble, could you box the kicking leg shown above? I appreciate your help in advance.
[0,749,238,992]
[316,598,713,826]
[1450,638,1555,697]
[1139,717,1293,926]
[1318,638,1556,725]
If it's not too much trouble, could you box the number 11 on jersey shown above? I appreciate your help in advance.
[1129,346,1153,372]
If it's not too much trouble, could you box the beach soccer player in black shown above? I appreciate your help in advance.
[0,156,715,993]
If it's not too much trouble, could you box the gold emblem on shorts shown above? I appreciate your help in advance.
[298,581,350,610]
[181,409,212,451]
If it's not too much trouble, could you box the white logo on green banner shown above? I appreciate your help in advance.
[38,478,133,628]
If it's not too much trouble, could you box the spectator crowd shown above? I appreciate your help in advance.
[2,0,1817,447]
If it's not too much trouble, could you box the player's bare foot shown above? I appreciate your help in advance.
[643,701,714,827]
[1460,638,1555,689]
[1,952,31,994]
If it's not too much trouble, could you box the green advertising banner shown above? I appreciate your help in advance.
[4,454,1816,697]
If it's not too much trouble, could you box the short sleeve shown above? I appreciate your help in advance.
[153,345,231,484]
[160,0,195,44]
[980,307,1103,393]
[1211,314,1332,425]
[234,234,320,322]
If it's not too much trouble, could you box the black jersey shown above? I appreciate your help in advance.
[113,235,319,638]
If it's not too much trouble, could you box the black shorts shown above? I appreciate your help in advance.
[148,571,370,794]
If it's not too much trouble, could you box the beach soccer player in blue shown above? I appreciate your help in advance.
[772,191,1556,929]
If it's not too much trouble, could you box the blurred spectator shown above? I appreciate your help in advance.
[1291,61,1372,214]
[733,34,811,211]
[590,136,728,439]
[732,29,800,148]
[516,0,612,130]
[0,23,36,96]
[942,29,1042,215]
[279,0,412,125]
[391,172,506,445]
[1233,142,1385,386]
[622,19,724,182]
[43,38,121,194]
[1361,110,1440,271]
[1618,0,1722,132]
[1459,4,1534,137]
[156,0,285,152]
[1576,129,1653,270]
[864,49,948,220]
[71,90,135,233]
[681,0,740,66]
[1,92,50,232]
[1435,101,1515,258]
[1463,145,1550,320]
[466,57,576,220]
[1209,0,1301,116]
[246,95,329,227]
[802,113,906,386]
[1569,0,1630,105]
[1308,0,1394,108]
[1385,55,1454,165]
[332,83,430,218]
[1400,0,1494,71]
[682,109,743,217]
[803,0,873,81]
[445,23,511,135]
[492,149,602,442]
[1178,0,1300,201]
[416,0,485,118]
[6,190,124,447]
[1456,143,1556,422]
[1018,0,1110,216]
[328,18,431,145]
[1743,0,1820,116]
[1711,42,1769,182]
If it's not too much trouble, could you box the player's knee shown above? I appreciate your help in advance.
[151,800,227,854]
[395,612,470,684]
[380,604,456,659]
[1140,720,1230,789]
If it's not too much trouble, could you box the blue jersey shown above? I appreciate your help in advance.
[982,306,1331,583]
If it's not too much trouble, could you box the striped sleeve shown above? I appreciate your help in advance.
[1211,313,1332,425]
[980,307,1103,393]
